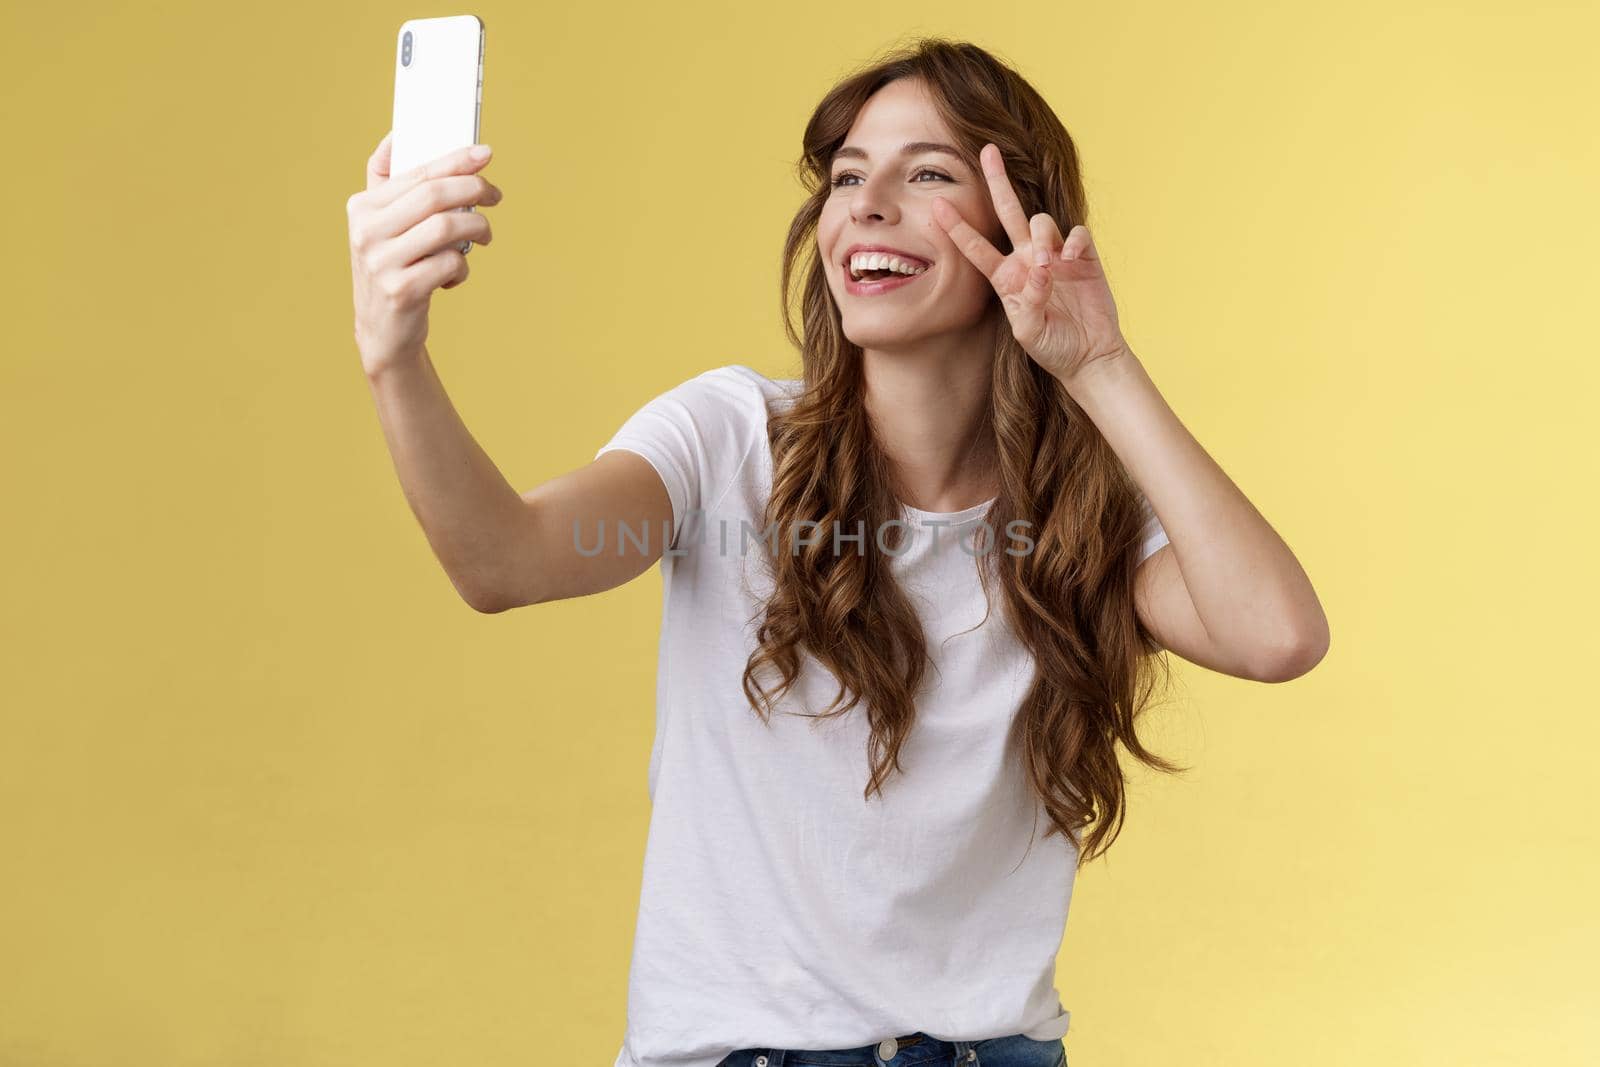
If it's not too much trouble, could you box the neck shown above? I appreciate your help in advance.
[859,328,997,513]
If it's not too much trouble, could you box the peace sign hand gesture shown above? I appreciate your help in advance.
[932,144,1130,385]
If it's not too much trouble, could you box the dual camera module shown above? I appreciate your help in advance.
[401,29,413,67]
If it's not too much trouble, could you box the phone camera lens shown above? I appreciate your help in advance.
[401,30,413,67]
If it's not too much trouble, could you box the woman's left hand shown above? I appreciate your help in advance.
[932,143,1130,385]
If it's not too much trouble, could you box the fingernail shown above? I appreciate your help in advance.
[1035,247,1051,266]
[469,144,492,161]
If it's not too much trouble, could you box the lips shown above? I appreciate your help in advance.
[843,265,929,297]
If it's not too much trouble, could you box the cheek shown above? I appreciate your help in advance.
[937,257,1002,315]
[917,203,1002,266]
[816,216,845,274]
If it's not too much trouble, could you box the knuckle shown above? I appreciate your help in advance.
[437,251,467,283]
[378,273,408,303]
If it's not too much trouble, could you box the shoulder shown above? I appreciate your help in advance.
[655,365,795,522]
[683,363,799,413]
[602,363,797,444]
[656,363,801,440]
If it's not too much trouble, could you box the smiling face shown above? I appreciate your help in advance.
[818,77,1008,356]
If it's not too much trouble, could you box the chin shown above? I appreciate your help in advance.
[841,328,938,353]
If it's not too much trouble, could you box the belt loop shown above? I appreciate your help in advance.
[767,1049,787,1067]
[952,1040,977,1065]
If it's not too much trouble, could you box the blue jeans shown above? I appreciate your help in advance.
[715,1031,1068,1067]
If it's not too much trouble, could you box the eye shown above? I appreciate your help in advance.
[829,167,954,188]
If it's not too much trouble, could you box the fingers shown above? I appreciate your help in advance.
[932,196,1006,280]
[1029,212,1064,266]
[441,251,471,290]
[1024,261,1052,306]
[378,203,494,273]
[365,131,393,192]
[387,171,502,219]
[370,142,494,210]
[372,173,502,252]
[979,144,1033,257]
[1060,224,1099,262]
[1027,212,1065,308]
[400,248,469,298]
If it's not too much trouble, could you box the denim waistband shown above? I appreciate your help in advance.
[716,1030,1066,1067]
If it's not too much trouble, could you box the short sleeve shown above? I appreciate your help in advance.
[1137,492,1170,564]
[592,365,768,550]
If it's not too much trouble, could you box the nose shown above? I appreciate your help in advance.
[848,170,901,225]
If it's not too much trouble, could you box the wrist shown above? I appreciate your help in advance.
[362,342,428,384]
[1058,344,1140,399]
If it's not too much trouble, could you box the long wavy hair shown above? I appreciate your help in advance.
[740,37,1187,866]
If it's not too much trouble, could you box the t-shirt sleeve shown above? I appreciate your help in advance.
[1137,492,1170,564]
[592,365,765,550]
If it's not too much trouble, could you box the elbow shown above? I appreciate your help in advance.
[457,576,513,615]
[464,575,547,613]
[1246,614,1330,683]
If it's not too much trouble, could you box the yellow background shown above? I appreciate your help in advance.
[3,1,1596,1064]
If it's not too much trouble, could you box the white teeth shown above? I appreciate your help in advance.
[848,251,929,281]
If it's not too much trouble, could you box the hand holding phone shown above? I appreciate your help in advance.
[345,16,496,377]
[346,137,501,376]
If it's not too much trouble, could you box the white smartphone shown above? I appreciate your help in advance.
[390,14,485,255]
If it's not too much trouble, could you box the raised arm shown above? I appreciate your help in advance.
[492,450,673,610]
[348,133,671,613]
[362,349,672,613]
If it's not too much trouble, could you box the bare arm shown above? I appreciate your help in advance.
[1072,351,1331,683]
[364,349,670,613]
[348,133,669,613]
[929,147,1327,683]
[498,449,673,610]
[362,347,519,611]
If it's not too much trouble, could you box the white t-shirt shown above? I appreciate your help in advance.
[593,364,1169,1067]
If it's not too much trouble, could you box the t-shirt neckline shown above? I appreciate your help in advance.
[899,496,998,520]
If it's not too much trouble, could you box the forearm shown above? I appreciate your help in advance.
[1063,348,1328,658]
[363,345,526,611]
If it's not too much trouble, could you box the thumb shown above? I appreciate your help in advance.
[1025,263,1051,305]
[365,131,393,192]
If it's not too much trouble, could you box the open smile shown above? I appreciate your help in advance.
[841,245,934,297]
[844,267,930,296]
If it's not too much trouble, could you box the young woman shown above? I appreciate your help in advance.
[348,36,1328,1067]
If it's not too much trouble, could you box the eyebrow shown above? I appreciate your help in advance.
[830,141,967,167]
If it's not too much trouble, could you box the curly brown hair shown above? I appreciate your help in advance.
[741,37,1187,866]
